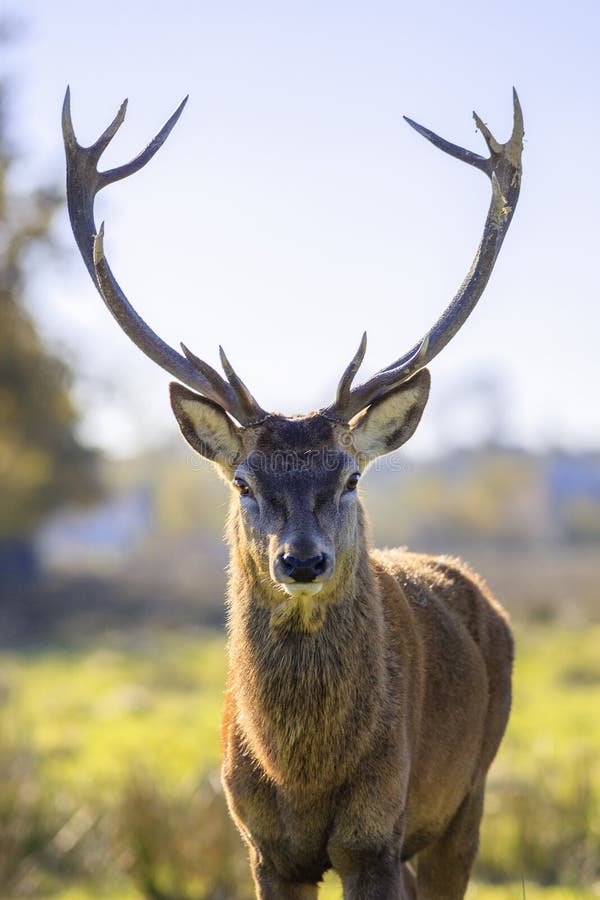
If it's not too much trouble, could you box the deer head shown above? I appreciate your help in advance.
[63,88,523,620]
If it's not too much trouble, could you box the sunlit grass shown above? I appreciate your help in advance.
[1,629,227,795]
[1,623,599,896]
[506,625,600,764]
[467,886,600,899]
[41,875,600,898]
[31,870,600,899]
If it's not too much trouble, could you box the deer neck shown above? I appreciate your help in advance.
[224,502,387,792]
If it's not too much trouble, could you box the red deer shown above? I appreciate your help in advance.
[63,88,522,898]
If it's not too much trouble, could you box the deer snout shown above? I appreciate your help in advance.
[282,553,327,583]
[272,548,334,591]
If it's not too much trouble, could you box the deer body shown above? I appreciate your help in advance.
[63,89,523,897]
[214,414,513,898]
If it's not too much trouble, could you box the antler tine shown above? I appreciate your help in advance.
[62,88,186,283]
[218,346,267,423]
[322,90,524,422]
[64,88,267,425]
[402,115,489,174]
[334,332,367,410]
[178,342,266,424]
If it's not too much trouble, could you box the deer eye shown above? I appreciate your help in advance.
[345,472,360,492]
[233,477,252,497]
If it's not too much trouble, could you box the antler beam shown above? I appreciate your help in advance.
[322,89,524,422]
[62,88,267,425]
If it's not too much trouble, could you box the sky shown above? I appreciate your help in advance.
[4,0,600,458]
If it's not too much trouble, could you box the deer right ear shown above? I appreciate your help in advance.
[169,383,242,469]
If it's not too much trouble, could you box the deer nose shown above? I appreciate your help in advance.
[281,553,327,583]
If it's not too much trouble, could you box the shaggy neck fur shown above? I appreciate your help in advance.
[225,499,390,795]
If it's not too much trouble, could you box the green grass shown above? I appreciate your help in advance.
[36,882,600,899]
[1,628,227,794]
[506,626,600,764]
[1,623,599,897]
[467,887,600,899]
[322,872,600,898]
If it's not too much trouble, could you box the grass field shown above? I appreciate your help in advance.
[1,622,599,898]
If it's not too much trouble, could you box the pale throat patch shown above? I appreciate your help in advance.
[271,583,327,632]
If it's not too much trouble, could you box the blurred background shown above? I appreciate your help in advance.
[1,1,599,897]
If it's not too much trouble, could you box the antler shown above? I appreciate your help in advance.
[62,87,267,425]
[322,89,524,422]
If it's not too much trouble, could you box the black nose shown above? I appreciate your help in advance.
[282,553,327,583]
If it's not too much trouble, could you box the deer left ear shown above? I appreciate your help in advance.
[169,382,242,470]
[349,369,430,465]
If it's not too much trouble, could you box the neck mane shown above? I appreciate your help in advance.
[224,501,388,792]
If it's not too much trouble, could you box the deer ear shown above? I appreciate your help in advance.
[169,383,242,469]
[349,369,430,465]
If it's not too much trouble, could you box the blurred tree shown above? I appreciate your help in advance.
[0,67,101,579]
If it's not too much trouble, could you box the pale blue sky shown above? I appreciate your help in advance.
[5,0,600,456]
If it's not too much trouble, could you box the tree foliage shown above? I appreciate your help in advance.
[0,77,101,538]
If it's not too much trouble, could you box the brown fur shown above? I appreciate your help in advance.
[170,376,514,899]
